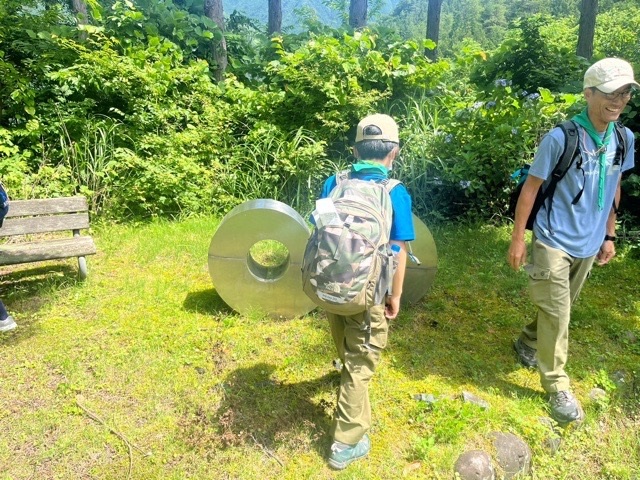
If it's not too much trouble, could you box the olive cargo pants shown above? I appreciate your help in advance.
[520,237,594,393]
[327,302,388,445]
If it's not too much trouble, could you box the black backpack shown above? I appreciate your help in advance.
[508,120,628,230]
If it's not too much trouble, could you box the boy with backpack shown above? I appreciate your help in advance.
[304,113,414,469]
[508,58,637,425]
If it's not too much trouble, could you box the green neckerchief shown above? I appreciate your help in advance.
[571,109,614,211]
[351,160,389,177]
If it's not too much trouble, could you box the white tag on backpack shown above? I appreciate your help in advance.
[313,198,341,228]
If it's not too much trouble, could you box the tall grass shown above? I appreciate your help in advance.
[58,115,125,214]
[226,126,337,214]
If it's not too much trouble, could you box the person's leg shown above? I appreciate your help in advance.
[530,241,593,393]
[330,304,388,443]
[0,299,8,320]
[528,239,573,392]
[328,312,346,363]
[328,304,387,469]
[526,239,593,423]
[0,299,16,332]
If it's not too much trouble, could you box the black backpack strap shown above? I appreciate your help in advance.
[540,120,580,232]
[611,122,628,214]
[613,121,627,167]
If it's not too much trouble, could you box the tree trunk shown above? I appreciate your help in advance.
[204,0,228,82]
[349,0,367,29]
[72,0,88,41]
[425,0,444,61]
[268,0,282,35]
[577,0,598,59]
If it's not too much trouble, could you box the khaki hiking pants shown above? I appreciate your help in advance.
[327,302,388,445]
[520,237,595,393]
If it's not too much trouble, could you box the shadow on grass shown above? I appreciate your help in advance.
[183,288,235,316]
[179,363,336,461]
[0,263,81,344]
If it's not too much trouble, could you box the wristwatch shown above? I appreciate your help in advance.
[604,234,617,242]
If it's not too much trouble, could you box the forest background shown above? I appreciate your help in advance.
[1,0,640,229]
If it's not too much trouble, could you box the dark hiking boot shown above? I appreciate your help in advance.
[514,338,538,368]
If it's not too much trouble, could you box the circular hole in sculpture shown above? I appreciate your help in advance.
[247,240,290,282]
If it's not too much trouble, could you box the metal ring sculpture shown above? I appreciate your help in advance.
[208,200,437,318]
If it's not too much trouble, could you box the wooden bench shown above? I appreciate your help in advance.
[0,196,96,279]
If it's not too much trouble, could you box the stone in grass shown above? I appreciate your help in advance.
[454,450,495,480]
[611,370,626,388]
[588,388,607,402]
[413,393,437,404]
[461,391,490,410]
[538,417,561,455]
[491,432,532,479]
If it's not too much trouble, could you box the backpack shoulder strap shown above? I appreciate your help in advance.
[537,120,581,233]
[613,121,628,167]
[554,120,580,178]
[385,178,402,193]
[336,169,350,185]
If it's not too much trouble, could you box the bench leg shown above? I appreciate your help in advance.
[78,256,88,280]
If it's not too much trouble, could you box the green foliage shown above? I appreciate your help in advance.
[594,4,640,66]
[265,29,448,143]
[470,15,587,94]
[395,70,582,222]
[0,0,638,227]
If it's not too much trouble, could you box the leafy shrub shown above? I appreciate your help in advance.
[265,30,448,146]
[470,15,587,94]
[396,82,581,222]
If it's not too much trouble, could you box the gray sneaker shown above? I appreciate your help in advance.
[0,315,17,332]
[328,434,370,470]
[549,391,584,425]
[514,338,537,368]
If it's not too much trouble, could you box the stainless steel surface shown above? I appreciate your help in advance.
[402,214,438,305]
[208,199,316,318]
[208,200,437,317]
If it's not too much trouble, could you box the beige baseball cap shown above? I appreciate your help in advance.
[584,58,639,93]
[355,114,399,143]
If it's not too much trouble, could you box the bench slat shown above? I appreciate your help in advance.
[0,213,90,237]
[5,196,89,217]
[0,236,96,266]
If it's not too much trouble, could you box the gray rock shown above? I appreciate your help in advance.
[454,450,495,480]
[538,417,561,455]
[588,387,607,402]
[461,391,490,410]
[623,330,637,344]
[491,432,532,479]
[612,370,626,387]
[413,393,437,404]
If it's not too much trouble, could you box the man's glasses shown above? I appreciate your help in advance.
[594,88,634,100]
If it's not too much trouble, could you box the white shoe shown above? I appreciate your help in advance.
[0,315,17,332]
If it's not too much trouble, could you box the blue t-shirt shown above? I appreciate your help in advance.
[318,169,415,242]
[530,124,635,258]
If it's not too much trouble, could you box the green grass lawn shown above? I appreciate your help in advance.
[1,217,638,479]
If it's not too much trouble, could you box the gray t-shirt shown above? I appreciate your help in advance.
[529,124,635,258]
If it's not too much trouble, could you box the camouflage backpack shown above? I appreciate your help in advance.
[301,170,400,316]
